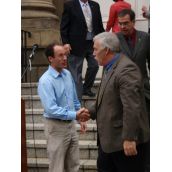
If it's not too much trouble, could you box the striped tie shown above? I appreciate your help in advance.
[82,3,92,32]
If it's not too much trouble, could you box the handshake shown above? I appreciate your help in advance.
[76,107,90,122]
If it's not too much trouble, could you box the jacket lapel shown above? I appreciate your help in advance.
[88,1,94,20]
[97,57,120,108]
[132,31,142,58]
[74,0,87,27]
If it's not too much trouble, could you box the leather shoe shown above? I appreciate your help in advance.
[83,90,96,97]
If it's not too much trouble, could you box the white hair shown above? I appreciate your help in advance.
[93,32,120,53]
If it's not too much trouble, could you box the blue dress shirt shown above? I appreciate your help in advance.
[38,65,81,120]
[104,53,120,72]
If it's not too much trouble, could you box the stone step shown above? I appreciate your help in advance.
[21,95,96,109]
[27,139,98,159]
[26,109,44,123]
[21,82,38,95]
[25,108,96,124]
[28,158,97,172]
[26,123,97,140]
[21,81,101,95]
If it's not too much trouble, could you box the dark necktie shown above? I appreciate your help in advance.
[127,37,134,55]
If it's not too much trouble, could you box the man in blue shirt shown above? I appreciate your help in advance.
[38,43,89,172]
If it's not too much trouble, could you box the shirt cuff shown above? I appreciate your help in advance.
[66,111,76,120]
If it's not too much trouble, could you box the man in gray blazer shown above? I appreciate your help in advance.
[88,32,149,172]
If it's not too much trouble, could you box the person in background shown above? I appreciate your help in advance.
[106,0,131,33]
[60,0,104,101]
[117,9,150,117]
[38,43,90,172]
[142,5,150,33]
[88,32,150,172]
[142,5,150,19]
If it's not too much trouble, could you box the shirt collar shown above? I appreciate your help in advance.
[79,0,89,7]
[124,28,136,40]
[104,53,120,72]
[48,65,66,78]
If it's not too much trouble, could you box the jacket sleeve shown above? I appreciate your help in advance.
[60,2,71,44]
[106,5,116,31]
[97,3,105,33]
[88,102,97,120]
[147,34,150,71]
[118,64,142,141]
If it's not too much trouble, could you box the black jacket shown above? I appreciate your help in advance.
[60,0,104,56]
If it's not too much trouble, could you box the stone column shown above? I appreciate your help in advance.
[21,0,61,47]
[21,0,64,81]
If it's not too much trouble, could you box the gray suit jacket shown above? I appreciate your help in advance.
[117,31,150,99]
[89,54,149,153]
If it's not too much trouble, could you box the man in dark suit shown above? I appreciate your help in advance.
[60,0,104,101]
[88,32,150,172]
[116,9,150,119]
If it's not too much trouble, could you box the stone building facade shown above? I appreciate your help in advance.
[21,0,149,82]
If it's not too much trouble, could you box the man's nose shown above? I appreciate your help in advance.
[63,55,67,60]
[120,24,125,29]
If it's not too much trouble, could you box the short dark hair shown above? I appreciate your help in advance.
[118,9,135,21]
[44,42,57,58]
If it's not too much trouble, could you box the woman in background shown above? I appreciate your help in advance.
[106,0,131,33]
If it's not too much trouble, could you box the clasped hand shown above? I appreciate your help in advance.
[76,107,90,122]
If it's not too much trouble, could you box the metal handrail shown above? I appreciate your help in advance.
[21,30,31,82]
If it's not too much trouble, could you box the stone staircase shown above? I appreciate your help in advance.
[21,81,100,172]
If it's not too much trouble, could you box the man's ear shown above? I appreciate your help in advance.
[105,48,110,56]
[48,56,53,63]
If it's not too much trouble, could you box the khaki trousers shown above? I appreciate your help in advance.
[44,118,80,172]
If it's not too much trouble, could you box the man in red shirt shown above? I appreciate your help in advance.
[106,0,131,33]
